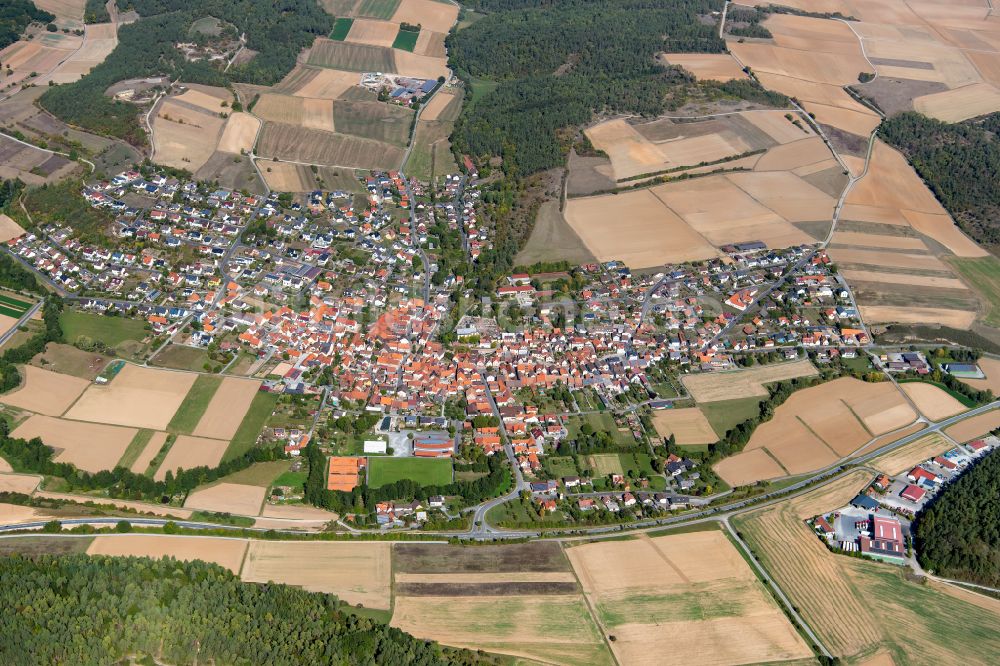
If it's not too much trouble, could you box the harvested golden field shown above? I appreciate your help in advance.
[256,122,405,170]
[217,112,260,154]
[651,408,718,445]
[0,214,25,243]
[12,415,136,473]
[86,535,247,573]
[861,306,977,329]
[840,269,966,290]
[392,49,449,80]
[65,364,196,431]
[713,448,787,486]
[0,365,88,416]
[734,468,1000,662]
[260,161,316,192]
[391,0,458,34]
[154,435,229,481]
[0,472,41,494]
[258,503,339,521]
[175,85,234,111]
[129,431,167,474]
[243,541,391,608]
[33,0,86,23]
[913,82,1000,122]
[0,502,54,524]
[661,53,747,81]
[42,21,117,84]
[744,378,914,468]
[567,531,811,666]
[681,359,817,402]
[392,594,612,665]
[279,66,360,99]
[151,98,226,171]
[251,93,336,132]
[945,410,1000,443]
[420,89,461,121]
[900,383,967,420]
[869,433,952,476]
[193,378,260,440]
[0,37,81,89]
[564,189,721,268]
[413,29,447,58]
[345,18,399,47]
[831,232,927,250]
[184,482,266,516]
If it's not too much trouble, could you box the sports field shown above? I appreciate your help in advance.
[367,456,452,487]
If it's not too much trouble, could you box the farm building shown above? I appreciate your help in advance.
[900,484,926,503]
[858,515,905,562]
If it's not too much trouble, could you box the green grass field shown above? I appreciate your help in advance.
[948,255,1000,327]
[60,311,148,348]
[329,17,353,40]
[468,77,498,106]
[224,391,279,461]
[150,344,215,373]
[116,429,156,470]
[392,26,419,51]
[166,375,222,434]
[698,397,765,438]
[543,455,579,479]
[367,456,453,488]
[356,0,400,19]
[565,412,636,447]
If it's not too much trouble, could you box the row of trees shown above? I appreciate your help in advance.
[914,447,1000,587]
[881,111,1000,250]
[0,554,490,665]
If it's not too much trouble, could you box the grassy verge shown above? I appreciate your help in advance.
[223,391,279,462]
[166,375,223,434]
[116,429,155,470]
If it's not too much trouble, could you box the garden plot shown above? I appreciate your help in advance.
[0,366,88,416]
[11,415,137,473]
[242,541,391,608]
[86,535,247,573]
[65,364,196,431]
[568,531,811,666]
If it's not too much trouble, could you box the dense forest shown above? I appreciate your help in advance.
[881,112,1000,252]
[0,1,53,51]
[449,0,726,175]
[41,0,331,143]
[0,554,492,665]
[914,448,1000,587]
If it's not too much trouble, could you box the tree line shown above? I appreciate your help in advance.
[914,446,1000,587]
[0,554,494,665]
[881,111,1000,251]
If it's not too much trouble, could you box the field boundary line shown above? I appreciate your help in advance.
[722,518,834,659]
[761,447,792,476]
[559,541,622,666]
[794,416,841,458]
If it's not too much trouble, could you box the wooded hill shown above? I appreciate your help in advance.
[0,553,496,665]
[40,0,332,144]
[881,112,1000,253]
[0,1,53,51]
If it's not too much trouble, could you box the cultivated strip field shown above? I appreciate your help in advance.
[65,364,196,431]
[129,431,167,474]
[945,409,1000,443]
[714,378,916,485]
[256,122,406,170]
[86,535,248,573]
[193,378,261,441]
[868,432,952,476]
[242,541,391,608]
[41,22,117,85]
[681,360,818,402]
[11,415,136,473]
[0,365,88,416]
[568,530,811,665]
[0,134,77,185]
[733,469,1000,662]
[900,383,966,420]
[391,542,612,664]
[0,32,82,90]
